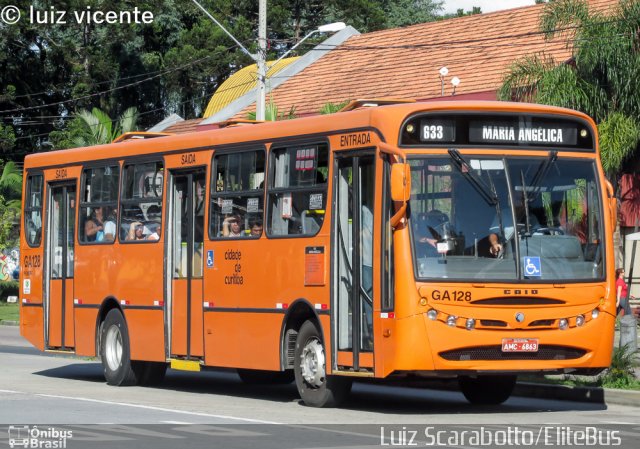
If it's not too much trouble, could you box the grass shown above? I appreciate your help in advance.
[0,301,19,322]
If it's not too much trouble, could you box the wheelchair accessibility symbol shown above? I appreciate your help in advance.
[206,250,214,268]
[523,257,541,277]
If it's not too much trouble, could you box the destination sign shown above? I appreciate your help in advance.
[401,113,594,151]
[469,120,577,145]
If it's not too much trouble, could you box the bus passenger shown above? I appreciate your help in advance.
[103,207,117,242]
[85,207,106,242]
[222,214,243,237]
[147,223,161,241]
[249,219,263,237]
[126,222,146,241]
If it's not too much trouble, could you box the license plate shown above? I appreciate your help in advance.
[501,338,539,352]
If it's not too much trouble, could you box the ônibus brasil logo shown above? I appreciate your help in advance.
[8,426,72,448]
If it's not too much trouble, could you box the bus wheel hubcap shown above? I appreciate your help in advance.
[105,325,123,371]
[300,339,325,388]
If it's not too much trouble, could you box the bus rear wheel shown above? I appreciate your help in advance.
[294,321,352,407]
[458,375,517,405]
[99,309,138,386]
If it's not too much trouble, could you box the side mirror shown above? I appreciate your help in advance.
[391,163,411,202]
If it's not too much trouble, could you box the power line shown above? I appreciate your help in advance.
[8,53,218,101]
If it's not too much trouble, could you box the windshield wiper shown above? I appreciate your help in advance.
[520,170,532,236]
[448,149,497,206]
[527,150,558,202]
[519,150,557,236]
[486,170,505,241]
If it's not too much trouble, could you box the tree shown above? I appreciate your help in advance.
[0,160,22,250]
[50,107,139,149]
[499,0,640,179]
[440,6,482,19]
[0,124,16,156]
[384,0,444,27]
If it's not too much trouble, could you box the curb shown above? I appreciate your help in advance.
[0,320,18,326]
[515,382,640,407]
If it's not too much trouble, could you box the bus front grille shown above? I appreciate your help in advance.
[439,345,586,361]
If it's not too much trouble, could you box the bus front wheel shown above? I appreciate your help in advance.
[294,321,352,407]
[458,375,517,405]
[99,309,138,386]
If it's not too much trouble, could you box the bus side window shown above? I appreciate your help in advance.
[267,144,328,237]
[79,165,119,244]
[120,161,163,242]
[210,149,265,239]
[25,174,44,247]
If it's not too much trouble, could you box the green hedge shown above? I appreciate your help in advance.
[0,280,19,301]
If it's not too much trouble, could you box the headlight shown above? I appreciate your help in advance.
[559,318,568,330]
[447,315,457,327]
[591,309,599,319]
[465,318,476,330]
[576,315,585,327]
[427,309,438,321]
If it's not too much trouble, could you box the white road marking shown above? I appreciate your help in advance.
[161,421,193,425]
[34,393,280,424]
[0,389,23,394]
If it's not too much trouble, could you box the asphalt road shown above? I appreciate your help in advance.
[1,325,639,448]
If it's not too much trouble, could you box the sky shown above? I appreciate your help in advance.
[442,0,537,15]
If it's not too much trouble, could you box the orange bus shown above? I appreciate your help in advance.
[20,101,616,407]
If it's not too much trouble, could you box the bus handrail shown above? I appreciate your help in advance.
[377,143,409,229]
[377,142,407,163]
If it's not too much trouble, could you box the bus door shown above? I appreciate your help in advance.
[333,153,375,372]
[167,168,206,359]
[45,182,76,350]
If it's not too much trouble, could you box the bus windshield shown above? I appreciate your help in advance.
[409,156,604,282]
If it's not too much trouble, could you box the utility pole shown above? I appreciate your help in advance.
[192,0,267,119]
[256,0,267,121]
[192,1,344,121]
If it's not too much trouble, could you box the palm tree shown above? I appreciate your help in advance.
[499,0,640,179]
[72,107,139,147]
[0,160,23,249]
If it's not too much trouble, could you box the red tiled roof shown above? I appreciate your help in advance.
[232,0,618,119]
[164,118,203,134]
